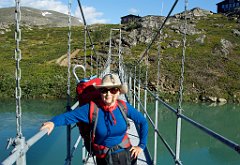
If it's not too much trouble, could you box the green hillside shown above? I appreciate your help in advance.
[0,13,239,103]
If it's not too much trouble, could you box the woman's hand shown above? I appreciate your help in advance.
[40,122,54,135]
[130,146,143,159]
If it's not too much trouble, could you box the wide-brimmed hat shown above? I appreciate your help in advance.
[94,73,128,94]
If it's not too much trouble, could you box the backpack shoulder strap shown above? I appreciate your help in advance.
[117,100,130,128]
[89,101,99,139]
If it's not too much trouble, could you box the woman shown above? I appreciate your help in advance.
[41,73,148,165]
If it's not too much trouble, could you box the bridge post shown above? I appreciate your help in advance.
[16,137,26,165]
[128,73,133,104]
[175,110,182,164]
[143,85,147,119]
[133,67,137,108]
[137,74,141,111]
[154,98,159,165]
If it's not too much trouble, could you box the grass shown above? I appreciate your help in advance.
[0,14,239,103]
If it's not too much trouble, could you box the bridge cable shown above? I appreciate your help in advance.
[75,1,99,163]
[65,1,73,165]
[118,28,124,81]
[132,87,178,162]
[84,25,87,77]
[5,1,29,164]
[90,45,94,76]
[137,0,179,64]
[175,0,188,164]
[77,0,99,76]
[146,86,240,155]
[15,0,23,140]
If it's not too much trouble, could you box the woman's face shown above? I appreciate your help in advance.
[100,87,120,106]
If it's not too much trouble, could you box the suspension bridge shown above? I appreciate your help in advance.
[1,0,240,165]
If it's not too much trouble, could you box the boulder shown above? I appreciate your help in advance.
[217,98,227,103]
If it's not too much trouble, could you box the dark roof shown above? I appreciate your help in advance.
[216,0,226,5]
[121,14,141,19]
[217,0,240,5]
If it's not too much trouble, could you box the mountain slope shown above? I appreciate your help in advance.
[0,7,82,27]
[0,8,239,103]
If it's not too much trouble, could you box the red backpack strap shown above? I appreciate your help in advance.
[89,101,99,140]
[117,100,130,128]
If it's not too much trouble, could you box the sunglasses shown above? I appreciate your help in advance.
[99,87,119,94]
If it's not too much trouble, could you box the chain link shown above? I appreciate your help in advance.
[157,42,161,96]
[67,0,72,100]
[66,1,73,165]
[90,45,94,76]
[178,0,188,111]
[145,51,149,87]
[118,29,126,81]
[84,26,87,77]
[15,0,22,138]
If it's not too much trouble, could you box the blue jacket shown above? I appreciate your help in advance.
[50,101,148,149]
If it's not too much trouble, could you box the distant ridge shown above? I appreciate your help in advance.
[0,7,82,27]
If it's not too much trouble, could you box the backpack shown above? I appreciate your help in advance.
[76,76,130,155]
[77,100,129,155]
[76,76,102,106]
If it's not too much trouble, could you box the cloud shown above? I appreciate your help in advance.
[0,0,14,8]
[128,8,139,15]
[0,0,68,14]
[75,5,108,24]
[22,0,68,14]
[0,0,108,24]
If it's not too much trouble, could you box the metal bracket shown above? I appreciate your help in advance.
[6,138,15,150]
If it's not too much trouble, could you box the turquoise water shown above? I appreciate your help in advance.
[0,99,240,165]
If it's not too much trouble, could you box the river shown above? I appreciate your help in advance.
[0,99,239,165]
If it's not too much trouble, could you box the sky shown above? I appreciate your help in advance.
[0,0,223,24]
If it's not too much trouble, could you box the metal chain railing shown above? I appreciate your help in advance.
[66,0,73,164]
[175,0,188,163]
[5,1,240,165]
[118,28,123,81]
[84,25,87,77]
[129,70,240,164]
[14,1,27,165]
[101,28,122,77]
[3,1,28,165]
[137,0,179,64]
[15,0,22,139]
[90,45,94,76]
[77,0,98,77]
[129,73,180,165]
[177,0,188,111]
